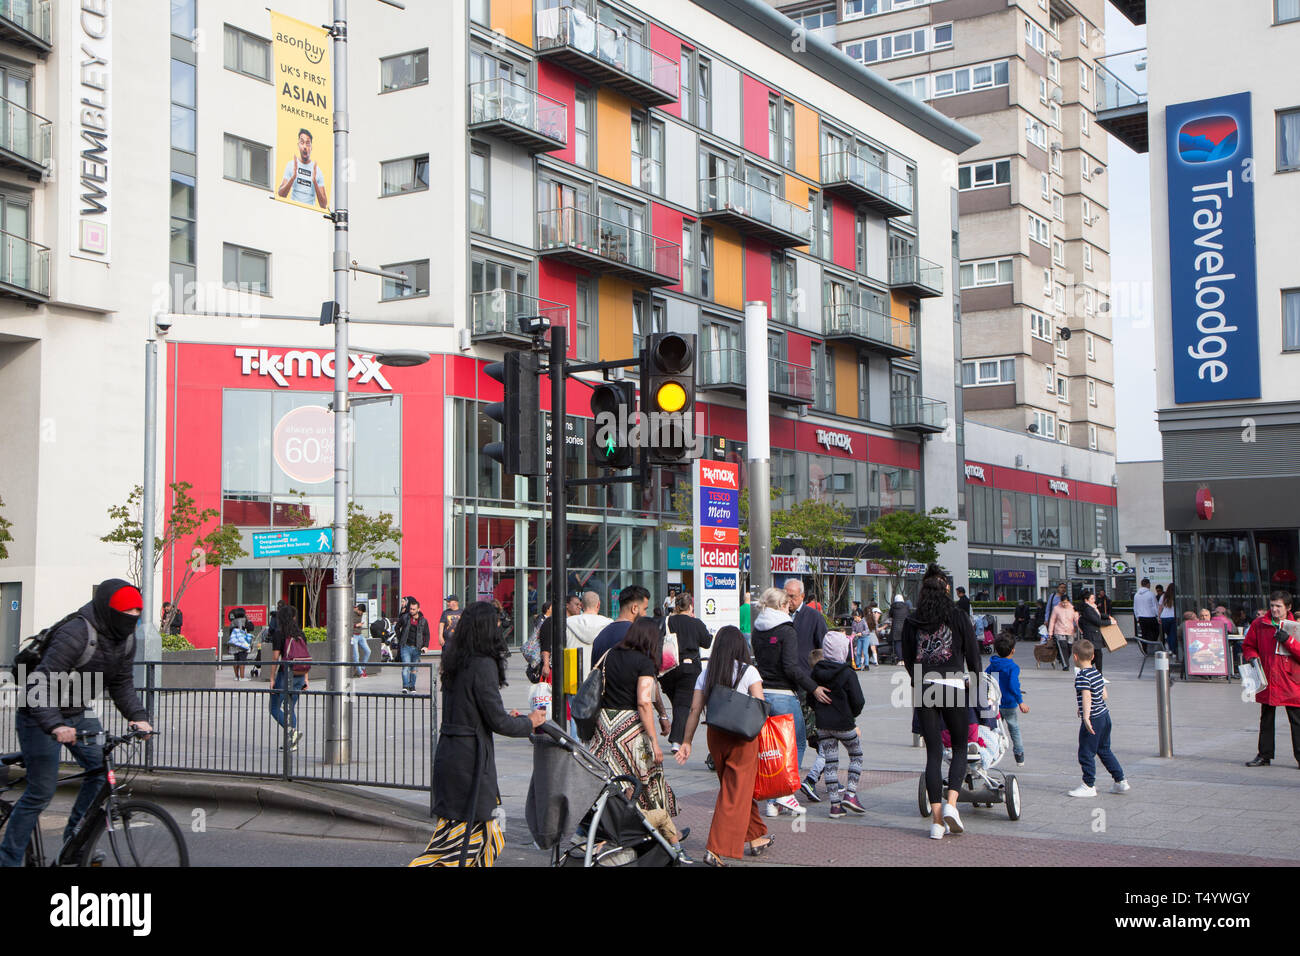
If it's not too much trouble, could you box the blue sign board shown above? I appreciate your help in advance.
[994,569,1036,587]
[704,572,737,590]
[1165,92,1260,403]
[252,527,333,559]
[698,487,739,526]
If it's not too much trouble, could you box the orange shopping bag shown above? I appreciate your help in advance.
[753,713,800,801]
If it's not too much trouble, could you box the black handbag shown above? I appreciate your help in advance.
[570,649,610,731]
[705,673,769,740]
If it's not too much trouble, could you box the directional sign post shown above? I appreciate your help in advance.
[693,460,741,637]
[252,527,334,559]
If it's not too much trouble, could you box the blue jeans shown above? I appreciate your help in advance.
[400,644,420,691]
[766,690,806,770]
[854,634,871,665]
[1078,711,1124,787]
[1160,616,1177,655]
[352,635,371,675]
[270,671,306,731]
[0,712,105,867]
[1000,707,1024,761]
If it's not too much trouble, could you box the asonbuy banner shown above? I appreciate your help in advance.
[271,11,332,211]
[1165,91,1259,403]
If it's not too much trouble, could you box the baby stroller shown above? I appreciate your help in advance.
[526,721,689,867]
[972,613,996,654]
[916,676,1021,821]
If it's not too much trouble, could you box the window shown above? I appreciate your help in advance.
[1088,424,1098,450]
[1026,117,1047,149]
[812,343,833,411]
[681,221,696,296]
[170,174,195,265]
[1080,64,1091,92]
[468,147,487,231]
[768,97,779,163]
[1278,109,1300,172]
[171,0,194,38]
[1030,312,1052,341]
[1086,331,1096,360]
[1087,379,1097,405]
[573,279,594,360]
[700,226,714,299]
[958,159,1011,190]
[1279,0,1300,24]
[772,253,797,323]
[1058,422,1069,443]
[679,51,693,124]
[1048,13,1061,37]
[1041,172,1050,199]
[381,50,429,92]
[632,114,664,195]
[934,23,952,47]
[791,3,837,30]
[224,134,271,188]
[1082,197,1094,225]
[857,357,870,419]
[1052,194,1064,221]
[1025,18,1046,54]
[574,87,592,169]
[961,358,1015,386]
[696,56,712,132]
[382,154,431,196]
[1052,240,1065,265]
[224,25,271,81]
[470,0,488,25]
[381,260,429,300]
[929,60,1009,98]
[959,257,1013,288]
[1039,77,1049,105]
[1082,161,1092,181]
[1056,376,1069,402]
[1048,54,1059,83]
[843,24,950,64]
[783,102,795,170]
[1049,102,1061,129]
[1043,269,1053,296]
[1032,410,1055,439]
[893,75,928,101]
[1044,365,1055,394]
[1081,110,1090,136]
[1284,289,1300,351]
[1050,146,1062,173]
[1028,213,1050,246]
[1054,283,1067,315]
[817,194,832,258]
[768,97,796,169]
[855,211,868,274]
[1079,17,1089,44]
[171,59,196,153]
[223,243,270,293]
[1084,288,1096,314]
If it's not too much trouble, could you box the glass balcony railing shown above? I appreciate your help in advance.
[1095,48,1148,114]
[471,289,568,341]
[699,348,813,404]
[769,356,814,404]
[535,4,678,102]
[891,394,947,431]
[700,348,745,389]
[820,151,913,214]
[699,175,813,243]
[0,228,50,297]
[537,207,681,282]
[889,255,944,297]
[0,94,51,167]
[825,302,916,354]
[468,78,567,148]
[0,0,50,45]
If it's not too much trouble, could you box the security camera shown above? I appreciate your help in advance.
[155,315,174,336]
[517,313,551,335]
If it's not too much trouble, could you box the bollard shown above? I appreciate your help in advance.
[1154,651,1174,757]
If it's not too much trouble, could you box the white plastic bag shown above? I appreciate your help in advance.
[529,682,552,721]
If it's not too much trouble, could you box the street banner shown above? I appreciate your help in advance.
[694,460,740,636]
[271,11,332,211]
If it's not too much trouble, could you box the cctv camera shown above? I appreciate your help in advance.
[155,315,174,335]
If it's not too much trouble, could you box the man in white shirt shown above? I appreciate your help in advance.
[1133,578,1160,646]
[277,128,328,208]
[566,590,613,685]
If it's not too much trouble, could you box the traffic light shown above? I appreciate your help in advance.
[641,332,697,464]
[588,381,636,470]
[483,350,542,475]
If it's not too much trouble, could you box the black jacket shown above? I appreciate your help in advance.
[1078,603,1106,645]
[433,656,533,823]
[810,660,864,732]
[888,600,910,638]
[752,613,817,694]
[792,603,828,664]
[900,607,981,686]
[666,614,711,667]
[397,613,431,650]
[22,601,149,735]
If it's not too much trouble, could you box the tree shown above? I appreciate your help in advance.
[861,507,957,599]
[773,497,862,625]
[0,495,12,561]
[101,482,248,635]
[281,492,331,629]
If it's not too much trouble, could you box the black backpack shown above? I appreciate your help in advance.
[11,614,122,678]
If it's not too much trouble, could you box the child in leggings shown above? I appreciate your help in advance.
[807,636,866,817]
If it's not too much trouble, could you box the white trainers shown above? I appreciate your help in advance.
[765,800,779,818]
[1068,783,1098,797]
[1110,779,1131,794]
[775,794,806,815]
[929,823,945,840]
[942,804,964,834]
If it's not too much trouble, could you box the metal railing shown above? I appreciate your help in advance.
[889,254,944,295]
[825,301,916,353]
[0,0,50,44]
[891,394,947,430]
[535,3,678,99]
[699,348,814,402]
[699,175,813,241]
[0,95,50,166]
[469,77,568,146]
[770,355,814,402]
[820,151,913,211]
[1095,48,1148,113]
[699,347,745,388]
[537,206,681,281]
[471,288,569,339]
[0,228,49,297]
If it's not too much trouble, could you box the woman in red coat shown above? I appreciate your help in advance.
[1242,592,1300,767]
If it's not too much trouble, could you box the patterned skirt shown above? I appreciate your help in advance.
[591,708,678,818]
[407,815,505,868]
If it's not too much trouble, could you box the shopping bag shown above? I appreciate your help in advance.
[529,682,552,721]
[752,713,799,801]
[1240,659,1268,699]
[1100,623,1127,652]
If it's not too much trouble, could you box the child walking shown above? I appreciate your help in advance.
[808,634,866,818]
[985,632,1028,767]
[1069,639,1130,797]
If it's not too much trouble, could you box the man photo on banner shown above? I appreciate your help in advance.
[278,127,328,209]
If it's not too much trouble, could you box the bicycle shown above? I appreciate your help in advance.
[0,728,189,866]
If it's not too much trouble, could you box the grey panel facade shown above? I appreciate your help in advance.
[664,121,698,209]
[711,59,742,148]
[929,87,1011,121]
[959,184,1012,216]
[961,284,1014,313]
[963,383,1016,411]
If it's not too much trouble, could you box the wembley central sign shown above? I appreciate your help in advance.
[234,347,393,390]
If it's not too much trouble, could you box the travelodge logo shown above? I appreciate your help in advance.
[1048,479,1070,495]
[964,464,986,482]
[816,429,854,454]
[699,463,738,489]
[1177,115,1239,165]
[234,348,393,390]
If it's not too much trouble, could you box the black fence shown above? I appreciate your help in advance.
[0,660,438,815]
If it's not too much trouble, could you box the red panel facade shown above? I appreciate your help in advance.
[741,74,772,158]
[831,196,855,270]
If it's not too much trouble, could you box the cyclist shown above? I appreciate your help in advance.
[0,578,153,867]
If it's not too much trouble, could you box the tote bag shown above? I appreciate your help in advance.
[705,674,768,740]
[753,713,799,801]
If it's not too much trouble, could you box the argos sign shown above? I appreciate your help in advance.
[1165,93,1260,403]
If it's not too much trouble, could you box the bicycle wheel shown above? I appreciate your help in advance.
[81,800,189,867]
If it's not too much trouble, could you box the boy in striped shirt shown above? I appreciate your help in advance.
[1068,639,1130,797]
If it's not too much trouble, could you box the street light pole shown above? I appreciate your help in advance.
[744,302,772,596]
[137,332,161,686]
[550,327,568,727]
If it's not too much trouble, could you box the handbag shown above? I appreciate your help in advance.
[705,666,768,740]
[660,617,679,675]
[570,649,610,722]
[753,713,800,801]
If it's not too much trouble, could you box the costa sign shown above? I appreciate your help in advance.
[964,464,987,482]
[815,429,854,454]
[234,347,393,390]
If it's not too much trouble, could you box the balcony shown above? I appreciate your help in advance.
[819,152,912,218]
[1107,0,1145,26]
[698,349,813,406]
[469,78,567,153]
[0,0,50,55]
[471,289,569,346]
[698,176,812,249]
[823,302,916,357]
[1095,49,1148,154]
[0,96,51,178]
[535,4,678,107]
[889,255,944,298]
[537,208,680,287]
[0,229,50,302]
[891,394,946,434]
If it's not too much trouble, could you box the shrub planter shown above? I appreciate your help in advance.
[249,639,385,682]
[159,649,217,689]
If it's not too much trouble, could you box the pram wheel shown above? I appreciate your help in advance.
[917,774,929,818]
[1004,774,1021,820]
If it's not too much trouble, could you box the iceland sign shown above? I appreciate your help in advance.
[1165,92,1259,404]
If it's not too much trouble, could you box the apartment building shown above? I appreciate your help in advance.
[0,0,978,653]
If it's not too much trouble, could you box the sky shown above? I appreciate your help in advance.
[1101,9,1158,463]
